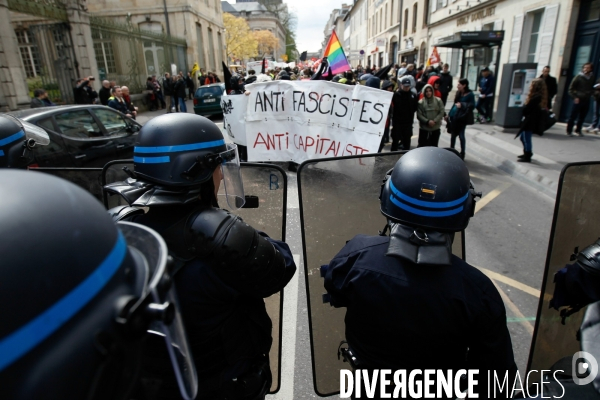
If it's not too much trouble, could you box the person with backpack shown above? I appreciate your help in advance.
[447,78,475,160]
[417,84,445,147]
[516,78,548,163]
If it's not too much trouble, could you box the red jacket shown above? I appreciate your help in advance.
[419,75,442,99]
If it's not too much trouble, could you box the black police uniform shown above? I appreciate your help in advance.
[125,203,296,399]
[322,147,517,399]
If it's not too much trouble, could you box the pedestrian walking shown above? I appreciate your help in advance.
[567,62,595,136]
[516,78,548,163]
[447,78,475,159]
[585,77,600,134]
[540,66,557,111]
[417,84,444,147]
[476,67,495,123]
[174,75,188,113]
[439,63,453,106]
[391,77,418,151]
[162,72,178,113]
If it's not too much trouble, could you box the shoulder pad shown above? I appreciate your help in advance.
[108,205,145,222]
[187,207,287,297]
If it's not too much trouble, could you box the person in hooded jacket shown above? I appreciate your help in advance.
[419,75,442,100]
[391,77,419,151]
[230,73,248,162]
[417,84,445,147]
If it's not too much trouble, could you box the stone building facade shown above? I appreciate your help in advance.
[221,1,287,62]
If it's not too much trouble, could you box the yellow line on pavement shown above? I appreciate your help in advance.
[475,265,551,301]
[475,182,512,214]
[492,281,535,335]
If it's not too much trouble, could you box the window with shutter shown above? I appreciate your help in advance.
[508,14,524,63]
[536,5,559,75]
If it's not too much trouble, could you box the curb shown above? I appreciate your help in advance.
[438,132,558,199]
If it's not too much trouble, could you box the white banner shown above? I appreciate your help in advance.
[246,60,275,75]
[221,94,248,146]
[244,81,392,163]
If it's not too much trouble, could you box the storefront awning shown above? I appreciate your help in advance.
[398,48,418,55]
[437,30,504,49]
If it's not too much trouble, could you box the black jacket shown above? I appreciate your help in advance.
[540,74,558,100]
[174,79,187,98]
[438,72,453,95]
[99,87,111,106]
[130,203,296,394]
[162,77,173,96]
[520,95,544,133]
[73,80,93,104]
[324,234,517,396]
[391,89,418,127]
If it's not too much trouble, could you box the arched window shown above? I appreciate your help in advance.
[412,3,418,33]
[403,8,408,36]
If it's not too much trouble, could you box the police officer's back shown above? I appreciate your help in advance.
[105,113,296,399]
[323,147,517,397]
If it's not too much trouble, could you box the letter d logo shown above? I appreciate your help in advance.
[572,351,599,386]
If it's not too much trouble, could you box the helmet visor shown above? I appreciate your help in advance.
[21,120,50,146]
[118,222,198,400]
[219,143,245,210]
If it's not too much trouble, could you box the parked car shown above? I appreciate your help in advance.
[193,83,225,117]
[7,105,141,168]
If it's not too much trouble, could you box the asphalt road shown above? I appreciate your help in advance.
[138,110,558,399]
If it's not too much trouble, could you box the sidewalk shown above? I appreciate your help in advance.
[438,121,600,198]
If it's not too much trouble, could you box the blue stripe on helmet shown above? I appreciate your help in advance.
[134,139,225,154]
[389,180,468,209]
[0,130,25,147]
[0,232,127,372]
[133,156,171,164]
[390,194,464,217]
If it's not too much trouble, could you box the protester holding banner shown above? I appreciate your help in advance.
[417,84,445,147]
[392,77,419,151]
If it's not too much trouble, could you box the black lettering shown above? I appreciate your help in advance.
[263,92,273,111]
[330,95,337,115]
[359,101,372,123]
[306,92,319,113]
[255,93,264,112]
[298,92,306,112]
[370,103,385,124]
[292,91,302,111]
[335,97,349,117]
[273,92,281,111]
[318,94,332,114]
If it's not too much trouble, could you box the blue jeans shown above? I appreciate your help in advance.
[520,130,533,152]
[450,126,466,155]
[179,97,187,113]
[591,99,600,128]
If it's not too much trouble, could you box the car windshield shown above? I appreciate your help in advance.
[198,86,223,96]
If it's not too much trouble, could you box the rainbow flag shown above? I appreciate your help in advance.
[323,30,351,75]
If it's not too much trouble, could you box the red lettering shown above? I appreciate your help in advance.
[324,140,337,156]
[345,143,354,156]
[304,136,315,152]
[275,134,285,150]
[253,132,269,149]
[267,134,275,150]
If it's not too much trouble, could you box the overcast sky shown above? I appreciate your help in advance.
[224,0,345,54]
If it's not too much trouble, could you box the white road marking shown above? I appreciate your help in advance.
[268,254,300,399]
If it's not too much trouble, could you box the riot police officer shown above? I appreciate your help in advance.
[323,147,517,398]
[0,114,49,168]
[0,170,197,400]
[104,113,296,399]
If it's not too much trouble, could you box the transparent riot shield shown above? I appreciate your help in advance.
[297,152,465,396]
[102,161,287,394]
[27,167,104,202]
[527,162,600,378]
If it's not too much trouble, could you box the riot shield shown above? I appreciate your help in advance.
[102,161,287,394]
[297,152,465,396]
[27,167,104,202]
[527,162,600,378]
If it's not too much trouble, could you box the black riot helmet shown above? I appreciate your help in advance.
[380,147,479,232]
[230,73,245,92]
[0,114,49,168]
[133,113,244,209]
[0,170,198,400]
